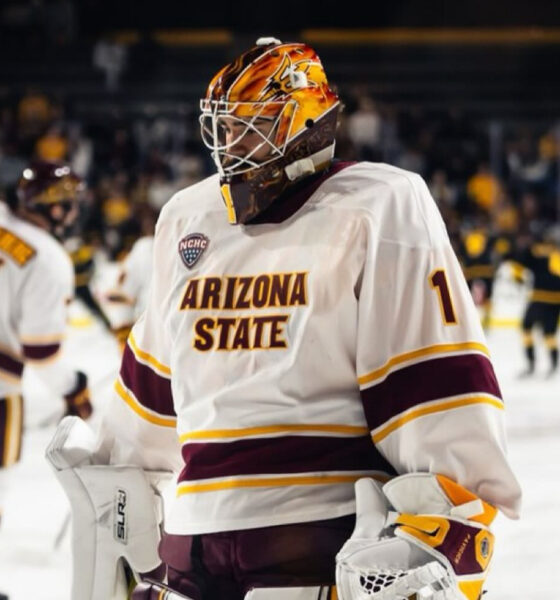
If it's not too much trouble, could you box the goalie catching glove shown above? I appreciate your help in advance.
[335,473,496,600]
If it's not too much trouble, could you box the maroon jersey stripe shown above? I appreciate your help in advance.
[178,434,396,482]
[360,353,501,431]
[0,350,24,379]
[22,343,60,360]
[120,343,175,417]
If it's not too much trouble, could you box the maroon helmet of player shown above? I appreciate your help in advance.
[16,160,83,240]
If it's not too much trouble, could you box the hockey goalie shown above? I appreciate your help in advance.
[46,36,521,600]
[46,414,507,600]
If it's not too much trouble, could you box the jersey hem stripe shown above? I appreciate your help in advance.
[179,423,369,442]
[176,472,378,495]
[358,341,490,386]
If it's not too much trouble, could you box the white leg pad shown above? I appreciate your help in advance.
[46,416,172,600]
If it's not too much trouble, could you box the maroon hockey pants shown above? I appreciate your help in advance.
[158,514,355,600]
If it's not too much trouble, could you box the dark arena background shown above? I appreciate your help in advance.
[1,1,560,598]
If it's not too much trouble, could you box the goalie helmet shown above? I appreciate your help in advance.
[200,37,340,224]
[17,160,83,240]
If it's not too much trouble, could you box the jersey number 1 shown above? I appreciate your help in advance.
[430,269,458,325]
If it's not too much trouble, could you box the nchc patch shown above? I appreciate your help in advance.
[178,233,209,269]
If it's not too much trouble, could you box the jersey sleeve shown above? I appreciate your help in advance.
[356,172,521,518]
[18,242,73,361]
[17,242,82,396]
[97,220,182,472]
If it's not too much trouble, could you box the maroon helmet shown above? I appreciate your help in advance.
[17,160,84,239]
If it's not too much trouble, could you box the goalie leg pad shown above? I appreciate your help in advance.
[46,416,173,600]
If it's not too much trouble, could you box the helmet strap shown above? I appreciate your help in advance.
[284,144,335,182]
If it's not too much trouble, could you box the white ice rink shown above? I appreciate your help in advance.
[0,272,558,599]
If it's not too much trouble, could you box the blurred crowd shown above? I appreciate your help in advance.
[1,86,559,264]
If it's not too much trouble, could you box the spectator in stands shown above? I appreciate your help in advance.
[467,162,501,213]
[507,133,553,196]
[93,38,128,92]
[347,95,382,161]
[35,123,68,162]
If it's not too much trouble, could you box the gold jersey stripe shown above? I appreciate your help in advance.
[128,332,172,376]
[463,265,495,279]
[180,423,369,443]
[3,395,23,466]
[176,473,372,496]
[19,333,64,344]
[372,395,504,444]
[0,370,22,384]
[358,341,490,386]
[114,379,176,427]
[0,343,22,360]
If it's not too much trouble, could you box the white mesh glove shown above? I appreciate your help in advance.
[336,474,496,600]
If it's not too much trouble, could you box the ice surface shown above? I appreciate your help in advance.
[0,280,558,598]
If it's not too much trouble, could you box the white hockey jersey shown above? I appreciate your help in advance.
[100,162,522,534]
[0,203,77,397]
[104,235,154,330]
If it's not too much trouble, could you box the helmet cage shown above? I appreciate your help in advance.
[199,98,297,177]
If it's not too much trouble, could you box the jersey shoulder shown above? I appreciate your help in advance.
[322,162,448,247]
[0,206,72,277]
[157,174,221,229]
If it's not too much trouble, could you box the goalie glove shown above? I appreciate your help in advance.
[63,371,93,420]
[336,473,496,600]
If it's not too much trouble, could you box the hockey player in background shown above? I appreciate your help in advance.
[104,233,154,351]
[507,224,560,377]
[103,204,158,351]
[49,39,521,600]
[65,235,113,330]
[0,161,92,543]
